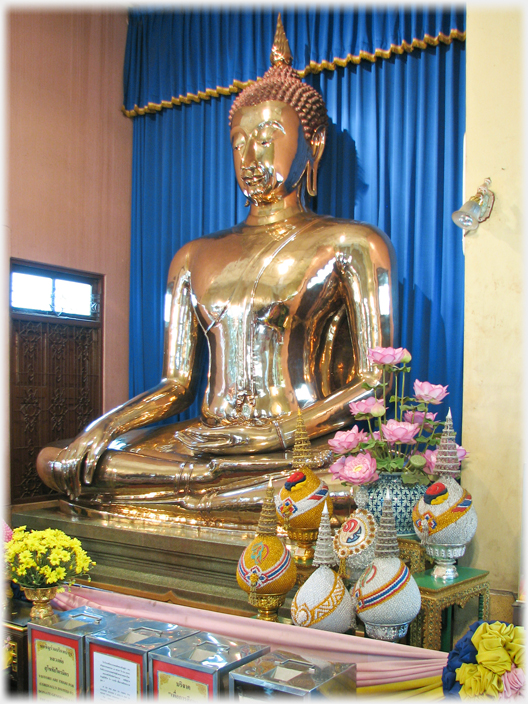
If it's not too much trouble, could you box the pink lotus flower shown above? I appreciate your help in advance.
[422,445,468,474]
[329,452,379,486]
[381,419,420,444]
[329,456,346,480]
[403,410,438,429]
[349,396,386,417]
[413,380,449,405]
[328,426,368,454]
[423,449,438,475]
[500,664,525,699]
[368,346,412,365]
[456,444,468,461]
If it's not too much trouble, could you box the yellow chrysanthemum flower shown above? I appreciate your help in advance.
[4,527,95,588]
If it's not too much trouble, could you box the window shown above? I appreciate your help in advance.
[10,262,100,320]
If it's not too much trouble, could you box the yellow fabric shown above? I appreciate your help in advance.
[472,621,514,649]
[506,626,525,670]
[384,683,445,700]
[471,621,525,675]
[475,645,512,676]
[456,662,503,699]
[357,675,442,695]
[122,29,466,117]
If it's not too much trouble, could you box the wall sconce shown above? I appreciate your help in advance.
[452,178,495,232]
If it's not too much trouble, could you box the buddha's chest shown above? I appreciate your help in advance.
[191,234,334,331]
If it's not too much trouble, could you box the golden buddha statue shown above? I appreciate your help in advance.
[37,16,396,529]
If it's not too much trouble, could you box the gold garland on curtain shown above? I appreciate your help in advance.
[122,28,465,118]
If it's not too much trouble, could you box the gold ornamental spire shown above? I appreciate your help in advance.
[270,14,293,67]
[256,478,278,536]
[292,409,312,470]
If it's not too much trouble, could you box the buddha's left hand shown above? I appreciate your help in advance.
[175,420,284,454]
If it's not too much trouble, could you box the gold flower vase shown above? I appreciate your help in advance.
[22,586,59,621]
[248,591,286,622]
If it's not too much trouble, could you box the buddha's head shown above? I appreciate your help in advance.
[229,16,328,205]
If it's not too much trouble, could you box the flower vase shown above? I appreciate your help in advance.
[22,586,59,621]
[365,473,427,536]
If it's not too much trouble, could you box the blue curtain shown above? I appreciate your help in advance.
[125,8,466,435]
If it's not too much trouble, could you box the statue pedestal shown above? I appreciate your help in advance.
[10,501,294,619]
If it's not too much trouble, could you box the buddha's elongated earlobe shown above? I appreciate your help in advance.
[306,126,326,197]
[306,162,318,197]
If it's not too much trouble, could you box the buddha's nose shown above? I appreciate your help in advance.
[241,139,258,168]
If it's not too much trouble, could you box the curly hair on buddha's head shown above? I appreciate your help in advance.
[229,63,328,142]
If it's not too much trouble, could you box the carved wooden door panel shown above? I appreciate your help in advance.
[9,261,102,503]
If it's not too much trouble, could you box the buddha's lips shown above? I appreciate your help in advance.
[242,167,271,188]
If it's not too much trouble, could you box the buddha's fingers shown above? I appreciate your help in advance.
[83,442,109,485]
[176,429,239,451]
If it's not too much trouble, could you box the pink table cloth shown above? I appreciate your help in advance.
[53,586,447,688]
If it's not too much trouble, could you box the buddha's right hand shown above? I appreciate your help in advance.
[53,417,117,499]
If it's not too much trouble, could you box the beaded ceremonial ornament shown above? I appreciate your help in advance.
[333,484,377,584]
[237,478,297,620]
[353,490,421,641]
[412,410,477,580]
[291,503,353,632]
[275,411,333,564]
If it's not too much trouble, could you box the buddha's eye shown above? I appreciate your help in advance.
[255,125,280,148]
[231,135,245,152]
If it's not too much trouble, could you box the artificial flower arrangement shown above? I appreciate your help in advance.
[5,526,95,592]
[442,620,525,699]
[328,346,467,487]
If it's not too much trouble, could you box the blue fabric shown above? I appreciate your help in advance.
[441,620,512,696]
[123,7,465,111]
[126,8,466,436]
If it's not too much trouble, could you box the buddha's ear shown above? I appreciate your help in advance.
[310,125,326,163]
[306,126,326,197]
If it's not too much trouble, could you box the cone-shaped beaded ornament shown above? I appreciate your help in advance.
[275,411,333,564]
[276,411,332,531]
[412,409,477,580]
[354,490,421,641]
[434,409,461,479]
[312,501,338,569]
[291,504,353,632]
[237,478,297,620]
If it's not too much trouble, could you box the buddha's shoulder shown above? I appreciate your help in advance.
[169,225,242,260]
[311,215,391,244]
[183,224,245,250]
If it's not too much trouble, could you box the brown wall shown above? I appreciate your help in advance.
[8,10,132,413]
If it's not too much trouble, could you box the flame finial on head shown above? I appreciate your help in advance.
[229,15,328,143]
[270,14,292,67]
